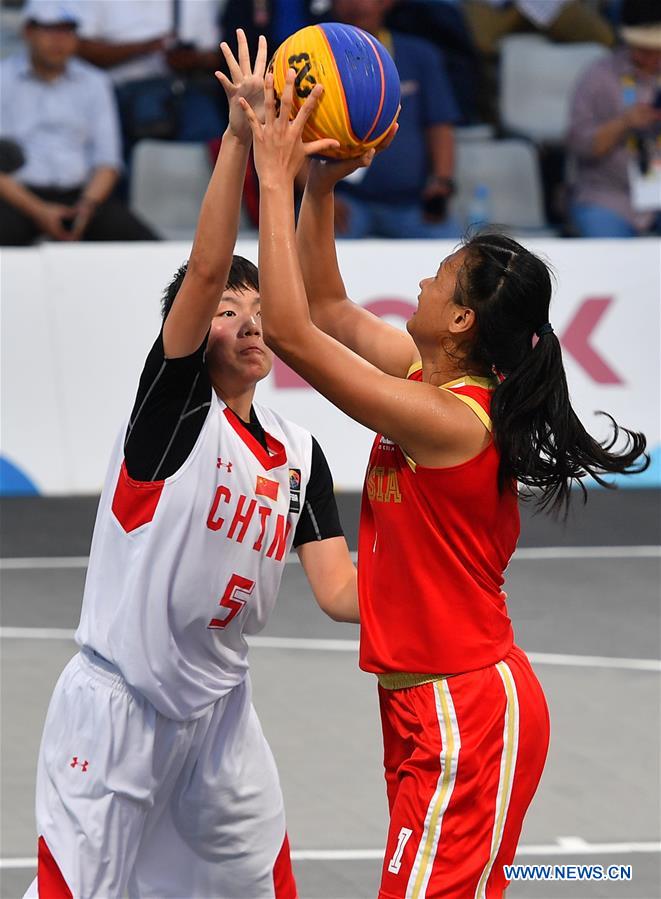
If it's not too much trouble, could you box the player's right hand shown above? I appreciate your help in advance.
[306,122,399,192]
[215,29,267,144]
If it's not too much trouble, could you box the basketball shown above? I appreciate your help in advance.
[269,23,401,159]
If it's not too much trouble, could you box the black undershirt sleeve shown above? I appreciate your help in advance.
[124,330,212,482]
[292,437,344,547]
[124,330,343,545]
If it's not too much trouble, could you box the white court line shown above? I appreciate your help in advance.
[0,627,660,671]
[1,840,659,869]
[1,546,660,570]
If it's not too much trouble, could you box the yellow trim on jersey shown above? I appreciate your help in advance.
[400,366,495,465]
[377,672,450,690]
[440,390,493,433]
[474,662,520,899]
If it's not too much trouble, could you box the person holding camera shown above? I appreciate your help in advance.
[0,0,156,246]
[567,0,661,237]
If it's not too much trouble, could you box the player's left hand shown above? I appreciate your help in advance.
[215,29,268,144]
[240,68,340,187]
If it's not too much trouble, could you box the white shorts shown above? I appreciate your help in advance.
[23,648,297,899]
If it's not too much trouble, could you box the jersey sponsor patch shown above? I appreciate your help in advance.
[256,475,279,501]
[289,468,301,513]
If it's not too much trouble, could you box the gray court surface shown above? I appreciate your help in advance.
[1,491,660,899]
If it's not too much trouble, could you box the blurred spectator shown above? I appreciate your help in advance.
[331,0,462,239]
[463,0,614,56]
[567,0,661,237]
[385,0,481,123]
[74,0,226,147]
[0,0,156,245]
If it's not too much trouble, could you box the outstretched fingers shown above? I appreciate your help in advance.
[264,72,277,126]
[276,69,296,129]
[236,28,251,74]
[254,34,268,78]
[238,96,263,137]
[219,39,242,83]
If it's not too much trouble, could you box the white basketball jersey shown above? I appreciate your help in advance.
[75,394,312,721]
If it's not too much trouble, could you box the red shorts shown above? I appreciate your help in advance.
[377,644,550,899]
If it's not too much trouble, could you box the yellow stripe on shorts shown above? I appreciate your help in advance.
[406,679,461,899]
[473,661,520,899]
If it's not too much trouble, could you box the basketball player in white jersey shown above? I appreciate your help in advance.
[24,32,355,899]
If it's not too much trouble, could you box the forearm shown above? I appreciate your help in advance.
[78,37,166,69]
[259,183,313,348]
[188,130,250,281]
[297,540,359,623]
[297,175,349,323]
[591,113,632,157]
[426,123,454,179]
[81,166,118,205]
[0,175,42,220]
[320,568,359,623]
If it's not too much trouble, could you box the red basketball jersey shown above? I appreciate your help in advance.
[358,364,519,675]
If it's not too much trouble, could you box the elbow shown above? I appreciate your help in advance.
[262,322,306,358]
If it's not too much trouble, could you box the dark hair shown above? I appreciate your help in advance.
[453,230,648,516]
[161,255,259,320]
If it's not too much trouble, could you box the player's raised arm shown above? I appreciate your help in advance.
[162,30,267,359]
[242,73,484,467]
[297,142,419,378]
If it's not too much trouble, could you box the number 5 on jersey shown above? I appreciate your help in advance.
[208,574,255,629]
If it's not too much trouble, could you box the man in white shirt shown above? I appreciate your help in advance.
[0,0,155,244]
[75,0,227,143]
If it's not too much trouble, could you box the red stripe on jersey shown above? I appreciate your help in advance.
[37,836,73,898]
[273,831,298,898]
[111,461,164,533]
[223,407,288,470]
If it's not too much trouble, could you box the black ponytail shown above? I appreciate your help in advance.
[454,231,649,516]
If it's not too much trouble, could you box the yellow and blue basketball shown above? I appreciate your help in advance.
[270,23,400,159]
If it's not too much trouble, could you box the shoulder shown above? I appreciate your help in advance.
[574,51,617,92]
[68,57,113,89]
[0,52,26,82]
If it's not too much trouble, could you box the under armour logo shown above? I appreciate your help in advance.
[217,458,233,472]
[70,756,89,772]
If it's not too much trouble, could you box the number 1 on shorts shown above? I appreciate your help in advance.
[388,826,413,874]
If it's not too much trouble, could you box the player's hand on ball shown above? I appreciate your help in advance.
[307,121,399,192]
[215,29,267,144]
[240,69,340,187]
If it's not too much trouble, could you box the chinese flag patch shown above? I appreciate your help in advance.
[256,475,279,500]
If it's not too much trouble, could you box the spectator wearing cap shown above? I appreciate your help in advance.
[0,0,156,245]
[567,0,661,237]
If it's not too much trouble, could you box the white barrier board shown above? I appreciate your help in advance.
[1,239,659,494]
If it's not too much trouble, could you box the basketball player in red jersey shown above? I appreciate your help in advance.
[242,74,648,899]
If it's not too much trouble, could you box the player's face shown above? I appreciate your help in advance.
[206,287,273,386]
[407,249,468,346]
